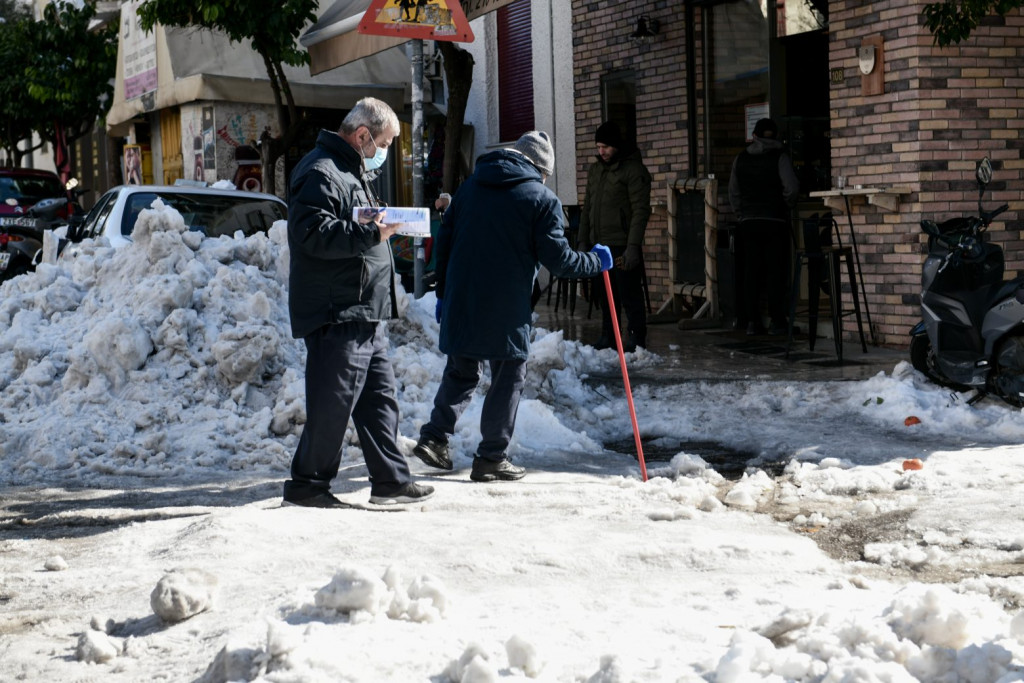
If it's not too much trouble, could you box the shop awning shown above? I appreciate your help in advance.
[106,21,411,135]
[301,0,519,75]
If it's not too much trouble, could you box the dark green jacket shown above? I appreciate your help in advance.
[286,130,397,339]
[578,148,652,249]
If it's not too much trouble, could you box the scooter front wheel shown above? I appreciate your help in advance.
[991,334,1024,407]
[910,334,970,391]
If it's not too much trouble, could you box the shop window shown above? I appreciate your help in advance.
[707,1,770,182]
[601,71,637,148]
[497,0,534,142]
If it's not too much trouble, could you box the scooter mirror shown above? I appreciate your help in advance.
[976,157,993,187]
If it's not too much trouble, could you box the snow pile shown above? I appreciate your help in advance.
[715,584,1024,681]
[9,201,1024,681]
[151,568,219,622]
[311,565,446,623]
[0,202,302,482]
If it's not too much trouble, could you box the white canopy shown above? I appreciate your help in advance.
[107,22,411,134]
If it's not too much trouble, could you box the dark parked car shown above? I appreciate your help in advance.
[0,167,70,217]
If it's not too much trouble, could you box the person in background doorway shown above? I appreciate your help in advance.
[412,131,613,482]
[282,97,434,509]
[577,121,652,352]
[728,117,800,336]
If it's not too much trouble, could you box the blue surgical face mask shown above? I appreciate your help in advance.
[363,137,388,171]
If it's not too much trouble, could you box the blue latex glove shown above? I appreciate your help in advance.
[591,243,613,272]
[435,298,443,324]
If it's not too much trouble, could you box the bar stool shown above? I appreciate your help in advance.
[786,213,867,363]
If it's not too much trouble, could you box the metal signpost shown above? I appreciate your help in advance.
[358,0,474,298]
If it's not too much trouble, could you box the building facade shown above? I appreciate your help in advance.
[572,0,1024,348]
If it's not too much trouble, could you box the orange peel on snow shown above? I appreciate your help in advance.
[902,458,924,471]
[904,416,922,426]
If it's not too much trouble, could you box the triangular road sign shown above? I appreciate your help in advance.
[358,0,475,42]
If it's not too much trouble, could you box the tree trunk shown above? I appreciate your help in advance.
[260,128,284,197]
[438,42,474,194]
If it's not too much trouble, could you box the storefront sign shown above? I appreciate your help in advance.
[460,0,518,21]
[122,1,157,100]
[359,0,474,42]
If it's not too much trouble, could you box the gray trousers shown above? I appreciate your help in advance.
[288,321,410,494]
[421,355,528,461]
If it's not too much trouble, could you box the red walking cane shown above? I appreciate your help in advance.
[602,270,648,481]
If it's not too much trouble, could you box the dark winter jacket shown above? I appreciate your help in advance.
[286,130,397,339]
[577,147,652,249]
[436,149,603,360]
[728,136,800,224]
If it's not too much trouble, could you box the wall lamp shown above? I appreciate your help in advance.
[630,15,660,45]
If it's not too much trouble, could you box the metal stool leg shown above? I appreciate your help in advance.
[827,252,844,363]
[806,254,823,352]
[843,249,868,353]
[786,256,802,357]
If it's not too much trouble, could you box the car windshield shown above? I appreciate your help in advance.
[0,175,63,205]
[122,191,286,238]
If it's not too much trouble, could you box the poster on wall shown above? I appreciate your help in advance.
[122,1,157,100]
[202,107,215,170]
[193,136,203,182]
[744,103,770,141]
[124,145,144,185]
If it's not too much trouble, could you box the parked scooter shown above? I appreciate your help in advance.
[0,179,85,284]
[910,156,1023,405]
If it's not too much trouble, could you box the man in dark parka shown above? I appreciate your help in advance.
[282,97,434,508]
[577,121,652,352]
[412,131,612,482]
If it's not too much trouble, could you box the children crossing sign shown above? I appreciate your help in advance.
[358,0,474,42]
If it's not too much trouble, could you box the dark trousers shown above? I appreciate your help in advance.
[738,220,791,324]
[593,244,647,344]
[289,321,410,493]
[421,355,528,461]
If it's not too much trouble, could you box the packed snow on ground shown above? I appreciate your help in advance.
[3,201,1024,681]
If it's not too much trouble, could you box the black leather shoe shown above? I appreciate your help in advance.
[368,482,435,505]
[282,483,351,509]
[594,336,618,351]
[412,435,453,470]
[470,457,526,482]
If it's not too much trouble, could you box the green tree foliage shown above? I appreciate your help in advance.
[137,0,318,195]
[923,0,1023,45]
[0,13,37,165]
[0,2,115,168]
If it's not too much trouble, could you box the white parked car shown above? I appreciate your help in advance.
[72,184,287,248]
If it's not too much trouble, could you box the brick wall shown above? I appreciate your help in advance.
[571,1,690,311]
[829,1,1024,346]
[572,1,1024,347]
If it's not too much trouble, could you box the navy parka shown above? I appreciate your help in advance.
[435,149,603,360]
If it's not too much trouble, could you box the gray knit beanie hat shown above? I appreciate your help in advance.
[513,130,555,176]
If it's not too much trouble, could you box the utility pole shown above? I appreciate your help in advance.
[411,39,425,299]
